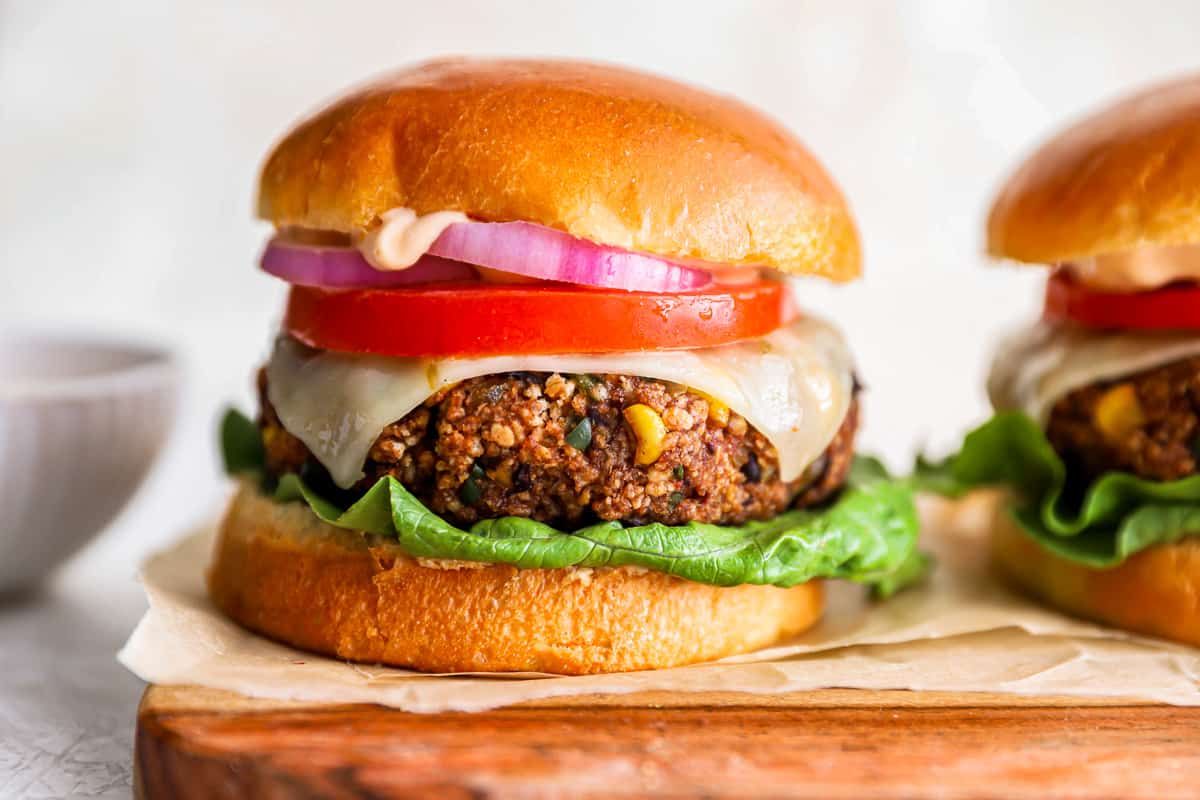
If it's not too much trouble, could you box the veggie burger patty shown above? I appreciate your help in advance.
[260,369,859,528]
[1047,356,1200,484]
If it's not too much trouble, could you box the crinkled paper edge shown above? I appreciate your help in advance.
[118,494,1200,712]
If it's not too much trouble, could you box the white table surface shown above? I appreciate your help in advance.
[0,401,227,800]
[0,577,143,799]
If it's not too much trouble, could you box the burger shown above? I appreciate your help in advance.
[212,58,923,675]
[921,75,1200,647]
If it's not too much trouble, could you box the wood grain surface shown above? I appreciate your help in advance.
[134,685,1200,799]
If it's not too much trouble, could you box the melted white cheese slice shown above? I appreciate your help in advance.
[266,316,855,489]
[989,321,1200,424]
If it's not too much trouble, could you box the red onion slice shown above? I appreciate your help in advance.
[262,221,719,292]
[261,239,476,287]
[428,221,713,292]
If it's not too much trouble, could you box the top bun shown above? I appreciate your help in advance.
[989,74,1200,265]
[257,58,860,281]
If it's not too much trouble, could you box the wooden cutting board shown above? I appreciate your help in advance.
[135,684,1200,799]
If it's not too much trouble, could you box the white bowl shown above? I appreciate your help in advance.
[0,334,178,593]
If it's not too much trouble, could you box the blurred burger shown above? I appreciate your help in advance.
[923,75,1200,646]
[212,58,922,675]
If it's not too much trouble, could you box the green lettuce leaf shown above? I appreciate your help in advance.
[916,411,1200,568]
[222,409,927,593]
[220,407,264,475]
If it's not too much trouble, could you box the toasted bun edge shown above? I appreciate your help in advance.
[208,482,824,674]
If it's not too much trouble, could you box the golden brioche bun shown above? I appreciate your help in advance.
[257,58,860,281]
[991,508,1200,647]
[208,482,824,675]
[988,74,1200,265]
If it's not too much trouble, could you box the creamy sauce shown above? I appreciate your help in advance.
[266,316,855,488]
[989,321,1200,423]
[1066,244,1200,291]
[355,208,467,270]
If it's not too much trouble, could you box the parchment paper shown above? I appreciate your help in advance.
[118,492,1200,711]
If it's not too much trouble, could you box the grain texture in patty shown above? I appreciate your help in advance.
[1047,356,1200,483]
[260,370,858,528]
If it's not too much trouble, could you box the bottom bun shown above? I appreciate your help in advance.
[991,507,1200,647]
[208,483,823,674]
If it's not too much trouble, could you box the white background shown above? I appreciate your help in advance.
[4,0,1200,593]
[3,3,1200,794]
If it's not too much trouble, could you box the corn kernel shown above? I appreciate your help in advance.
[623,403,667,465]
[690,389,730,427]
[707,398,730,427]
[1093,383,1146,441]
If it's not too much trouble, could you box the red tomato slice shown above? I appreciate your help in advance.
[1044,270,1200,330]
[285,281,796,357]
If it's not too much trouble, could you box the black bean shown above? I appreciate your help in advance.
[512,463,532,492]
[741,451,762,483]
